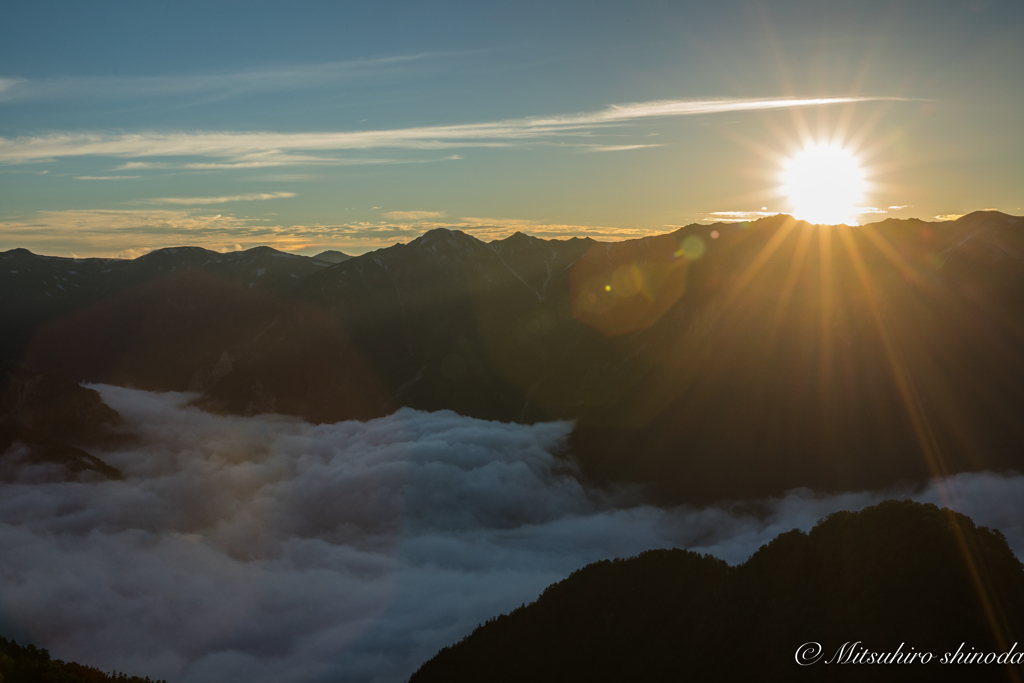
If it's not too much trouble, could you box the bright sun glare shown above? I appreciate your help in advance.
[782,143,866,225]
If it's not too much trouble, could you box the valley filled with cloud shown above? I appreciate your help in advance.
[2,385,1020,683]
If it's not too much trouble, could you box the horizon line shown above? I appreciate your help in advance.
[1,209,1014,261]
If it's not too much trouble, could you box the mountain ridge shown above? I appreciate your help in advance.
[409,499,1024,683]
[3,210,1023,502]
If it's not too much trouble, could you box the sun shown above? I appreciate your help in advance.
[782,143,866,225]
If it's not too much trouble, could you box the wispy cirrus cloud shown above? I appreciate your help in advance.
[703,210,778,221]
[141,192,296,205]
[76,175,142,180]
[0,78,24,93]
[383,210,444,220]
[581,144,663,153]
[114,162,171,170]
[112,155,420,171]
[0,96,904,165]
[0,56,427,105]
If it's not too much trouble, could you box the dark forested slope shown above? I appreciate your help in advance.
[0,635,163,683]
[0,367,125,480]
[411,500,1024,683]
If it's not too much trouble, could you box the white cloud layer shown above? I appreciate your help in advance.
[0,97,896,165]
[0,386,1020,683]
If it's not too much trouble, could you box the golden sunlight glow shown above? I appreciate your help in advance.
[782,143,866,225]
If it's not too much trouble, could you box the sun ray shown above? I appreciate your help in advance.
[832,98,859,147]
[817,223,834,411]
[720,215,800,313]
[836,224,947,478]
[771,220,816,337]
[828,148,1021,683]
[858,223,923,285]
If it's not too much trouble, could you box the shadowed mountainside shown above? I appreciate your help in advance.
[3,211,1024,501]
[410,500,1024,683]
[0,367,125,480]
[0,634,164,683]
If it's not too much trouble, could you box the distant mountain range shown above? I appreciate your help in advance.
[313,249,354,264]
[410,500,1024,683]
[2,211,1023,502]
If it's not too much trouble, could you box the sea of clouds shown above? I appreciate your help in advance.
[0,385,1021,683]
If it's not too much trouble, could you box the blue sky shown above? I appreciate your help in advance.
[1,0,1021,256]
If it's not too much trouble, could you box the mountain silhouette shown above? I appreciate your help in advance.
[0,366,124,480]
[0,634,164,683]
[410,500,1024,683]
[3,211,1024,501]
[313,249,354,264]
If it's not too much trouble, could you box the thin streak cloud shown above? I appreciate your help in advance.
[703,211,778,220]
[143,192,297,205]
[582,144,663,152]
[383,210,444,220]
[115,156,432,170]
[0,56,427,104]
[0,97,902,164]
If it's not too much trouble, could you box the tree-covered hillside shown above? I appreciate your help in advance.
[411,500,1024,682]
[0,636,163,683]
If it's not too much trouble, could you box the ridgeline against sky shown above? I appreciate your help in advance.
[1,0,1022,257]
[4,210,1024,504]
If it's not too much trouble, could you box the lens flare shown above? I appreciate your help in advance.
[782,143,866,225]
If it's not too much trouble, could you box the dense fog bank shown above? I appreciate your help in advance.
[0,386,1020,683]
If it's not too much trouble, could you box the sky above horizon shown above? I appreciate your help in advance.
[1,0,1022,257]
